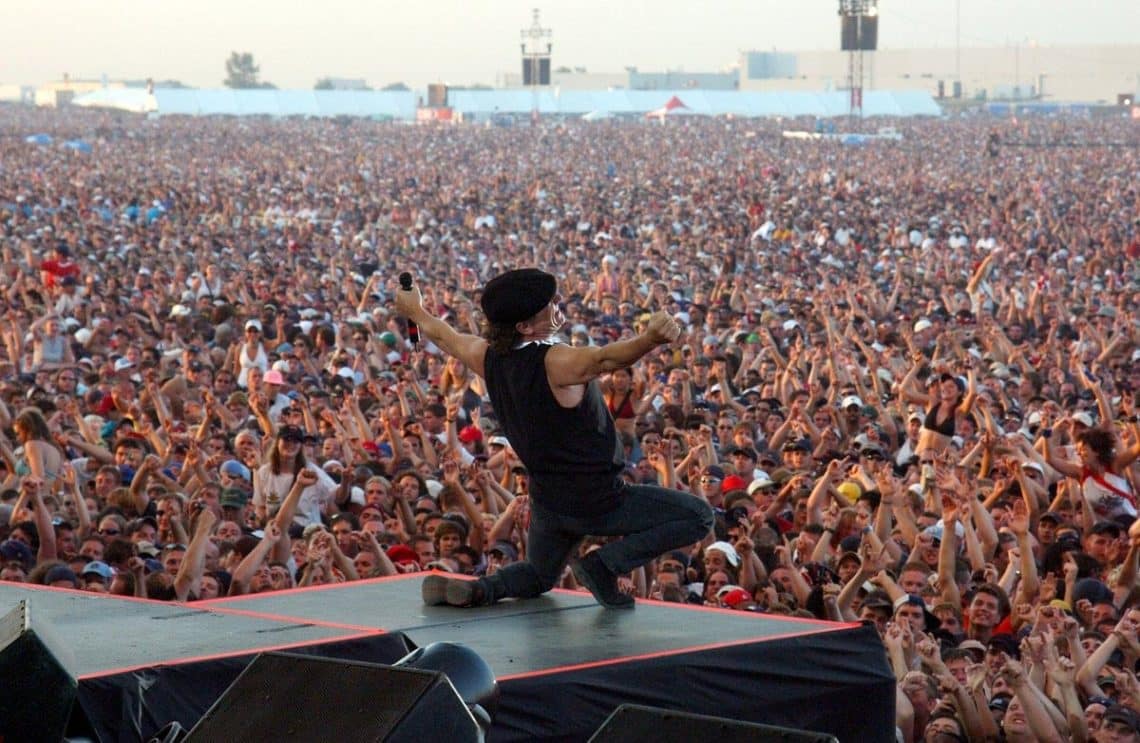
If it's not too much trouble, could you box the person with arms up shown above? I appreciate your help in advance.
[396,268,713,609]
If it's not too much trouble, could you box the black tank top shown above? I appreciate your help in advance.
[484,342,624,517]
[923,404,957,437]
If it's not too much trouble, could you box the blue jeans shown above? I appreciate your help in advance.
[482,482,714,602]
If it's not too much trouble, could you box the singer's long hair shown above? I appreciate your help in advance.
[482,319,522,356]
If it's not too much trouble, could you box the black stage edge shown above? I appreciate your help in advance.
[1,576,894,742]
[493,622,891,742]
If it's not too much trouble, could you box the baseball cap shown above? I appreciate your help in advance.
[44,564,79,587]
[840,395,864,409]
[386,544,419,566]
[717,585,752,609]
[988,694,1012,712]
[720,474,748,494]
[1072,577,1115,606]
[276,425,305,443]
[1103,706,1140,734]
[220,488,249,509]
[662,550,690,571]
[958,639,987,659]
[488,541,518,561]
[81,561,114,581]
[747,476,775,495]
[220,459,251,483]
[458,425,483,444]
[701,464,725,480]
[706,541,740,567]
[0,539,34,567]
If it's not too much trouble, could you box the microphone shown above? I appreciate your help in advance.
[399,272,419,346]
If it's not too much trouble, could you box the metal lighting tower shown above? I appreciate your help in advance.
[520,8,552,125]
[838,0,878,118]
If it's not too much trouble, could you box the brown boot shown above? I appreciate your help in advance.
[422,574,485,607]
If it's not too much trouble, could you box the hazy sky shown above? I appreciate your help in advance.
[4,1,1135,89]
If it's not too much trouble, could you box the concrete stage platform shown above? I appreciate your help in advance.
[0,575,895,741]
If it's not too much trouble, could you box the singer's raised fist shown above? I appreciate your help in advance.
[644,311,680,345]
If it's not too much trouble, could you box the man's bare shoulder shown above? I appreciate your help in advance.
[543,342,600,387]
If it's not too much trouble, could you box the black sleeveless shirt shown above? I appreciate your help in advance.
[483,342,624,517]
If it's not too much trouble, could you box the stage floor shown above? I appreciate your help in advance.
[0,582,375,677]
[0,575,895,742]
[201,575,847,680]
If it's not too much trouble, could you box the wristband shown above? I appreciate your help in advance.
[1041,428,1052,439]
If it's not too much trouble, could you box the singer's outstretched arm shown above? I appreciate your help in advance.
[395,285,487,379]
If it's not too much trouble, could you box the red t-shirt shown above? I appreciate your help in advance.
[40,259,80,289]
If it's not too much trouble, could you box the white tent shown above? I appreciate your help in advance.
[71,88,157,113]
[645,95,697,120]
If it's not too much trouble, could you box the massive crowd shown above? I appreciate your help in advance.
[1,102,1139,741]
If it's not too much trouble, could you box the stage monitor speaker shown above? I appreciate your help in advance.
[840,15,858,51]
[859,15,878,50]
[184,652,482,743]
[589,704,839,743]
[0,599,81,743]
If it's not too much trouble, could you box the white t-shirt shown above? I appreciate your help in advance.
[253,462,337,527]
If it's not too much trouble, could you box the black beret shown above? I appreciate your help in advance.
[480,268,557,325]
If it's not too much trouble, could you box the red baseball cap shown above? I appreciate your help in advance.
[721,474,748,494]
[718,587,751,608]
[386,544,419,566]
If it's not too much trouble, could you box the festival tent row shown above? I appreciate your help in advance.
[73,89,416,118]
[448,89,942,118]
[71,87,940,119]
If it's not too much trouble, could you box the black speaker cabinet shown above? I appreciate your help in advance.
[0,599,81,743]
[184,652,482,743]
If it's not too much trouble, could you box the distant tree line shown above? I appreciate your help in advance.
[224,52,276,89]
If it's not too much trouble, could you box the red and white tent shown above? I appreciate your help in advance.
[645,95,696,120]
